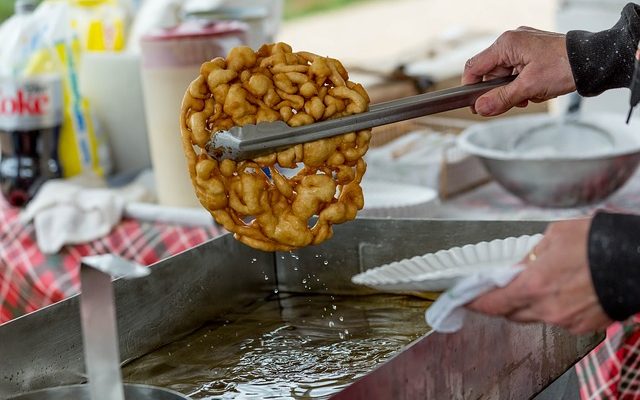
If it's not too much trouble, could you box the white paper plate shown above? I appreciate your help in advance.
[352,234,543,293]
[359,180,438,218]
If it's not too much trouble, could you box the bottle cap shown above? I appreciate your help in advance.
[15,0,36,15]
[140,20,247,68]
[70,0,111,6]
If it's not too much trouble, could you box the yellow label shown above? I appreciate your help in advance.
[113,19,125,51]
[24,40,104,178]
[86,20,106,51]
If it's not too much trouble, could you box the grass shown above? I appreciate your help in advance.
[0,0,43,22]
[284,0,378,20]
[0,0,378,28]
[0,2,13,22]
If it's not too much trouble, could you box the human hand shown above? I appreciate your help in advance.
[466,218,613,334]
[462,27,577,116]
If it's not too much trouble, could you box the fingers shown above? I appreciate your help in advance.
[466,289,522,316]
[520,234,550,266]
[507,308,538,324]
[462,26,574,116]
[467,248,547,316]
[483,66,517,81]
[462,44,501,85]
[474,76,534,116]
[466,273,532,316]
[462,35,516,115]
[508,303,613,335]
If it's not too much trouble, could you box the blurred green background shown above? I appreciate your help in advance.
[0,2,14,20]
[283,0,373,19]
[0,0,373,22]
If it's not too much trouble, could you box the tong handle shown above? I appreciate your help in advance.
[365,74,516,124]
[208,75,517,160]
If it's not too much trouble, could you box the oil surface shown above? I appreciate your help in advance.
[123,294,430,399]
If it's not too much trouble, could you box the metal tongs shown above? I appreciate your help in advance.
[206,75,517,161]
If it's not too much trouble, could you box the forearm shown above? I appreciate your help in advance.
[566,2,640,97]
[588,211,640,321]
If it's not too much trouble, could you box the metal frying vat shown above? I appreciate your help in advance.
[6,384,189,400]
[0,219,602,399]
[4,252,192,400]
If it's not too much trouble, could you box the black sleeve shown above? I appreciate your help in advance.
[588,211,640,321]
[566,2,640,97]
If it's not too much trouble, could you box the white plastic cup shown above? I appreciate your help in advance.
[139,21,246,207]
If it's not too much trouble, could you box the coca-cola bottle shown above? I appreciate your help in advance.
[0,75,64,207]
[0,0,64,207]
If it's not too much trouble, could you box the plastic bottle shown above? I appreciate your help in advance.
[0,0,64,206]
[69,0,128,52]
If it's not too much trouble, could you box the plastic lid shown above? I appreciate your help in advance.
[139,20,247,68]
[141,20,246,42]
[15,0,36,14]
[183,6,268,22]
[70,0,112,6]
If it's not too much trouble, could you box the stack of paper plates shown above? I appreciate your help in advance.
[352,234,543,293]
[359,180,438,218]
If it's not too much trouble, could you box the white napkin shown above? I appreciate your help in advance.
[425,265,525,333]
[20,173,153,254]
[124,202,215,227]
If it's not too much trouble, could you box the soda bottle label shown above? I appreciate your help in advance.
[0,75,63,132]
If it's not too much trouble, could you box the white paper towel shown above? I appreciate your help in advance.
[425,265,525,333]
[20,174,153,254]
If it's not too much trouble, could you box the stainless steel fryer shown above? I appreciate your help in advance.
[0,219,602,399]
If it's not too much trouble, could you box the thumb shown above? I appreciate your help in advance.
[475,78,531,116]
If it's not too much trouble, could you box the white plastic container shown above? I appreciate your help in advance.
[79,52,150,174]
[139,21,245,207]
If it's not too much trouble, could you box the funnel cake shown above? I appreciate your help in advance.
[180,43,371,251]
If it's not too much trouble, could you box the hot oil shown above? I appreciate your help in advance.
[122,293,431,399]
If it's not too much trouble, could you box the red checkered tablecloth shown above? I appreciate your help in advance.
[0,197,222,323]
[577,316,640,399]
